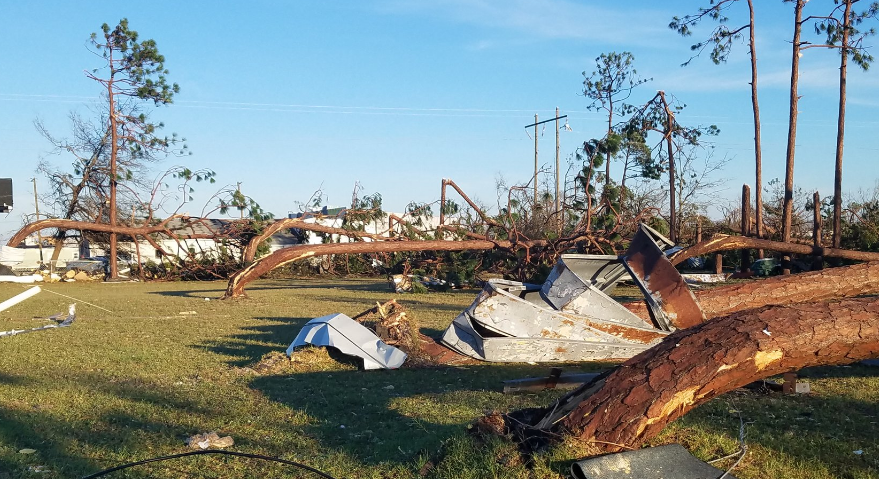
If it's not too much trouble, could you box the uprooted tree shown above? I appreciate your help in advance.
[496,293,879,454]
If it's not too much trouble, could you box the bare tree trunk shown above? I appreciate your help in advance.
[108,52,119,280]
[696,260,879,318]
[741,184,751,273]
[813,191,824,271]
[833,0,852,250]
[503,295,879,454]
[748,0,765,260]
[782,0,805,274]
[659,91,677,243]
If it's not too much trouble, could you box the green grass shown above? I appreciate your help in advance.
[0,278,877,478]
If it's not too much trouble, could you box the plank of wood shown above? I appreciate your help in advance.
[503,371,604,393]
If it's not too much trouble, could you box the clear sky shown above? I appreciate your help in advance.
[2,0,878,242]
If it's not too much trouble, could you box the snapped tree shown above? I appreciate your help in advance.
[811,1,878,250]
[670,0,765,250]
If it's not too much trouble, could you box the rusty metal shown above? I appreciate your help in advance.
[439,223,707,362]
[621,224,705,330]
[440,311,654,362]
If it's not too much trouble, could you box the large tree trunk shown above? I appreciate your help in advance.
[623,260,879,321]
[503,296,879,454]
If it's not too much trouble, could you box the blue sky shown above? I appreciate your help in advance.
[2,0,878,241]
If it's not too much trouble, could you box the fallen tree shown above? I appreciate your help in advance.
[623,260,879,321]
[496,296,879,454]
[222,239,552,299]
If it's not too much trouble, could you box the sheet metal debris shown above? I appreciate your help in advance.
[287,313,407,370]
[621,224,705,330]
[571,444,738,479]
[440,224,705,363]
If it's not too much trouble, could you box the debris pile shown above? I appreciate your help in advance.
[441,224,705,362]
[388,274,448,293]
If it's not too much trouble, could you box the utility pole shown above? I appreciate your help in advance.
[32,178,43,263]
[525,112,568,218]
[555,107,561,219]
[533,114,539,209]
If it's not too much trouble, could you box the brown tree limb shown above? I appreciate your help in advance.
[241,217,390,263]
[667,234,879,266]
[223,239,549,299]
[504,296,879,454]
[6,217,181,248]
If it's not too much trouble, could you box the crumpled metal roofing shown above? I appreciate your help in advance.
[287,313,407,370]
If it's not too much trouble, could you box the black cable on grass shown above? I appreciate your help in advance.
[79,450,340,479]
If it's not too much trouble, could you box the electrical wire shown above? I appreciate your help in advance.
[79,450,340,479]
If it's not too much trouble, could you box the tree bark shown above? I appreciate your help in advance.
[504,296,879,454]
[623,259,879,324]
[241,217,391,263]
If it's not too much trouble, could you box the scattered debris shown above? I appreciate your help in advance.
[745,373,810,395]
[1,304,76,338]
[287,313,407,370]
[503,368,606,393]
[570,444,739,479]
[441,224,699,362]
[388,274,448,293]
[185,432,235,450]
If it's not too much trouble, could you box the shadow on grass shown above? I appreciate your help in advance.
[194,316,312,367]
[248,363,600,466]
[0,372,228,478]
[656,386,879,478]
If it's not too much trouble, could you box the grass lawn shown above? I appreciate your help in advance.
[0,278,877,478]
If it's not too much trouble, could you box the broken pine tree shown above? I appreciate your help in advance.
[491,295,879,454]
